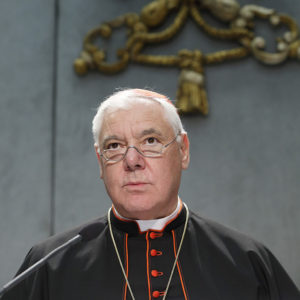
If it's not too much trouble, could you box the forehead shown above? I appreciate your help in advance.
[99,102,173,140]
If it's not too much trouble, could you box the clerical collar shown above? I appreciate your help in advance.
[112,198,182,233]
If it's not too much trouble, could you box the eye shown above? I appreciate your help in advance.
[145,137,158,145]
[106,142,121,150]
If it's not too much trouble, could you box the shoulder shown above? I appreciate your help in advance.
[27,215,108,264]
[188,210,266,254]
[187,210,280,277]
[186,210,300,295]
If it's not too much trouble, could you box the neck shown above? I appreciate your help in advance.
[113,198,182,232]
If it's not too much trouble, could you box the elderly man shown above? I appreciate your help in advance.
[3,89,300,299]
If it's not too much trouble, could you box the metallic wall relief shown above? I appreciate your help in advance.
[74,0,300,115]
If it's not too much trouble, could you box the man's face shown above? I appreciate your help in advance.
[95,101,190,220]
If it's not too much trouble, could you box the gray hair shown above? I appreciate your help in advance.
[92,89,186,146]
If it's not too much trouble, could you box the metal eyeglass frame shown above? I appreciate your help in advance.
[99,133,181,162]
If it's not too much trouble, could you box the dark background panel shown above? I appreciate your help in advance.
[0,0,55,287]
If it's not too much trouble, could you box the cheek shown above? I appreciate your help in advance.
[102,166,121,190]
[153,157,181,189]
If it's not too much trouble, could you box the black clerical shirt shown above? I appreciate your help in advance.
[4,205,300,299]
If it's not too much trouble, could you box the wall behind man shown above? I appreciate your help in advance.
[0,0,299,289]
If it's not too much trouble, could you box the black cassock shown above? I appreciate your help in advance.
[4,206,300,299]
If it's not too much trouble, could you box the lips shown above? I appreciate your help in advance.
[123,182,147,187]
[122,181,151,192]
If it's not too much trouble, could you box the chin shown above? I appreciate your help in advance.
[120,196,160,219]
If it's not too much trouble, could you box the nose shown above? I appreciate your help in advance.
[123,146,145,171]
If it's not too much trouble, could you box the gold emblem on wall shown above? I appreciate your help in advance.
[74,0,300,115]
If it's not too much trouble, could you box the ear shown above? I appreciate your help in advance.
[180,134,190,170]
[94,144,103,179]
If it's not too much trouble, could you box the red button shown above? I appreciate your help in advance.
[150,249,162,256]
[151,269,163,277]
[151,249,157,256]
[152,290,160,298]
[150,232,157,239]
[150,232,163,239]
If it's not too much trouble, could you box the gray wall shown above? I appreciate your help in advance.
[0,0,299,289]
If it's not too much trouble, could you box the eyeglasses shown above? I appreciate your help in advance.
[99,133,180,162]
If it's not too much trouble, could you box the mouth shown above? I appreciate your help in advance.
[122,181,151,192]
[123,182,148,187]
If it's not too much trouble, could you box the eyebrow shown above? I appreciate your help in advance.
[101,128,164,148]
[138,128,163,138]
